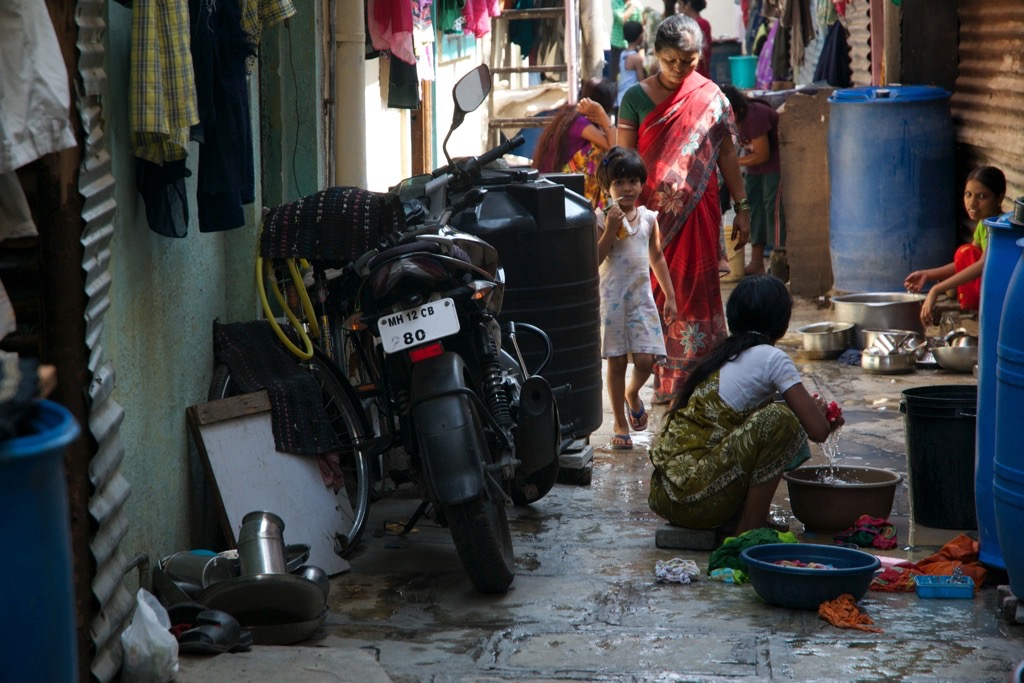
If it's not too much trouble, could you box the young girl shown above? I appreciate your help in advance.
[648,275,844,534]
[904,166,1007,327]
[596,147,678,450]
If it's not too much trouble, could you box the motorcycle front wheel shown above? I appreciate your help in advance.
[208,353,372,557]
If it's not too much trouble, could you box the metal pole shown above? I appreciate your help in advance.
[565,0,579,104]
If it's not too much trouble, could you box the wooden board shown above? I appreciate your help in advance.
[187,391,351,576]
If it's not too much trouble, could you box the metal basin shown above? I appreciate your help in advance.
[832,292,926,349]
[933,345,978,373]
[797,322,854,359]
[861,347,917,374]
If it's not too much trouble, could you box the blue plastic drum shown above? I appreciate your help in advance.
[827,86,956,293]
[0,400,81,681]
[976,213,1024,569]
[994,237,1024,596]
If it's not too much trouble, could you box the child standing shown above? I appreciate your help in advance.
[648,275,845,535]
[616,22,647,112]
[596,147,677,450]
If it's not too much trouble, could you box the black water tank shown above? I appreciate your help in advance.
[452,175,602,440]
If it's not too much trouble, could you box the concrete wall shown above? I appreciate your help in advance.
[103,4,260,563]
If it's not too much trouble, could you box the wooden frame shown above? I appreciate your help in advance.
[186,391,351,576]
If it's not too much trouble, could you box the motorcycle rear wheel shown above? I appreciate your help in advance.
[208,353,372,557]
[445,495,515,594]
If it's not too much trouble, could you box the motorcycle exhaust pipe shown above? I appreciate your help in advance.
[515,375,560,475]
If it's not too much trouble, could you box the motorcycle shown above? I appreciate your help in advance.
[218,64,563,594]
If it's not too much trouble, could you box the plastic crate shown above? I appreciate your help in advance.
[914,575,975,599]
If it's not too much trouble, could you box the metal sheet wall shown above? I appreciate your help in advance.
[954,0,1024,201]
[846,0,873,86]
[75,1,135,680]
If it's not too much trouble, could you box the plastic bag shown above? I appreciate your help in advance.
[120,588,179,683]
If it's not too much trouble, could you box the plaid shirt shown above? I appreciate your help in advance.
[129,0,199,163]
[241,0,298,73]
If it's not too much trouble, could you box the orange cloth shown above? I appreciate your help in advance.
[818,593,883,633]
[916,533,986,588]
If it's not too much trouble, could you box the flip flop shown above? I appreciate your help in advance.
[169,603,252,655]
[626,399,648,431]
[611,434,633,450]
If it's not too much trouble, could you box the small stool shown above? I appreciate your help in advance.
[655,523,718,551]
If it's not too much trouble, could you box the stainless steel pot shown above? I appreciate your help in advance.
[831,293,926,349]
[862,329,923,355]
[797,322,854,359]
[861,348,917,374]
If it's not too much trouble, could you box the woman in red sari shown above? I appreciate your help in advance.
[617,13,750,404]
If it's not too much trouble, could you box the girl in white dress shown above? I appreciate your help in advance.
[596,147,677,449]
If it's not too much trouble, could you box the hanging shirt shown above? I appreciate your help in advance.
[240,0,298,73]
[0,0,77,173]
[129,0,200,164]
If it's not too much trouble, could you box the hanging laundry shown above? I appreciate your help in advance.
[0,172,38,241]
[780,0,815,73]
[0,0,77,174]
[813,19,852,87]
[434,0,468,35]
[129,0,199,165]
[240,0,298,73]
[755,19,780,89]
[461,0,500,38]
[369,0,417,64]
[412,0,436,81]
[189,0,257,233]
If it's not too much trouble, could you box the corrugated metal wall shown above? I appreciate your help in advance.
[846,0,873,86]
[953,0,1024,201]
[75,1,135,680]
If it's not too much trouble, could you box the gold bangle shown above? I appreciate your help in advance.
[734,198,751,213]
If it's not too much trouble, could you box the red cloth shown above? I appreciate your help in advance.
[636,72,730,402]
[696,16,713,79]
[954,243,982,311]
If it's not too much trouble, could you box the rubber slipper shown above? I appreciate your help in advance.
[171,606,252,655]
[611,434,633,450]
[626,399,648,431]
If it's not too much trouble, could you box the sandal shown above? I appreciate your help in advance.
[611,434,633,450]
[626,399,648,431]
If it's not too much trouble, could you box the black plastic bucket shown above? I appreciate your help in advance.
[899,385,978,529]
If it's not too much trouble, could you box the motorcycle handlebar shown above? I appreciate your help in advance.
[431,134,526,180]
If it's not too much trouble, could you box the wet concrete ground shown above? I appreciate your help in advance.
[178,282,1024,682]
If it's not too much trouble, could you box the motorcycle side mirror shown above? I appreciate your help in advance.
[442,65,492,165]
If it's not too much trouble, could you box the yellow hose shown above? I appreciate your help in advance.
[256,255,316,360]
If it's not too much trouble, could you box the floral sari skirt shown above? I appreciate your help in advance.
[648,375,808,529]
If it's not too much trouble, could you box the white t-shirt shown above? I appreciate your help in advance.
[718,344,803,412]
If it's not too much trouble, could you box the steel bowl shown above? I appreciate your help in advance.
[861,348,917,374]
[797,322,854,359]
[932,345,978,373]
[831,292,926,349]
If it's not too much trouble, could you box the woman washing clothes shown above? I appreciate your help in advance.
[904,166,1006,327]
[648,275,845,535]
[616,14,751,403]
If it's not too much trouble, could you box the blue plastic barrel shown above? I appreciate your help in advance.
[976,213,1024,569]
[994,237,1024,596]
[0,400,81,681]
[827,86,956,293]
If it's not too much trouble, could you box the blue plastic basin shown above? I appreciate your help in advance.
[740,543,881,610]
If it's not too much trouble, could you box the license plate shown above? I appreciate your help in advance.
[377,298,460,354]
